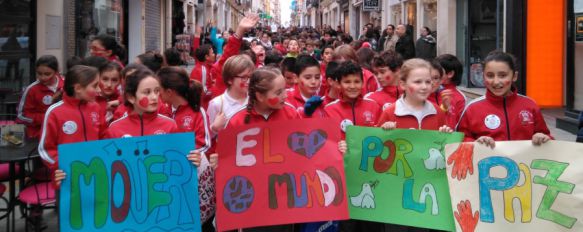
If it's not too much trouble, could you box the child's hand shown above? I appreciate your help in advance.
[476,136,496,149]
[187,150,203,167]
[107,100,120,111]
[209,153,218,170]
[439,125,453,133]
[54,169,66,187]
[380,121,397,130]
[532,133,551,146]
[236,13,260,37]
[338,140,347,154]
[211,112,227,132]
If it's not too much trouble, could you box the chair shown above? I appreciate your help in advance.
[17,149,55,232]
[0,183,9,230]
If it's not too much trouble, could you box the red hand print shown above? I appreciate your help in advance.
[454,200,480,232]
[447,142,475,181]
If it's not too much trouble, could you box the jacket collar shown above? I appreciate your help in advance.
[486,87,518,104]
[394,97,436,117]
[63,94,85,107]
[382,85,401,98]
[128,110,158,122]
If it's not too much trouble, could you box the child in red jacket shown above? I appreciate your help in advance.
[105,68,178,138]
[95,61,122,123]
[286,54,327,118]
[158,66,211,153]
[456,51,552,147]
[325,61,381,139]
[435,54,467,128]
[17,55,64,138]
[365,50,403,111]
[333,45,379,94]
[376,58,452,132]
[39,65,105,181]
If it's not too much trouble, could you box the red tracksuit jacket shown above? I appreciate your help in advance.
[211,35,243,98]
[17,76,64,138]
[442,83,467,128]
[95,91,120,124]
[173,105,211,152]
[324,97,381,138]
[377,98,446,130]
[362,68,380,94]
[285,86,327,118]
[226,103,300,129]
[190,62,214,108]
[38,94,105,171]
[364,85,401,111]
[456,88,552,142]
[106,111,178,138]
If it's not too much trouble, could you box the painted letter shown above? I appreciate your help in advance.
[144,155,171,213]
[111,160,131,223]
[268,174,294,209]
[388,139,413,178]
[403,179,425,213]
[316,170,336,207]
[236,127,260,166]
[532,160,576,228]
[70,158,108,229]
[502,163,532,223]
[264,128,284,163]
[373,140,396,173]
[478,157,519,223]
[360,136,383,171]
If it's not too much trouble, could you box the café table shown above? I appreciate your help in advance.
[0,139,40,232]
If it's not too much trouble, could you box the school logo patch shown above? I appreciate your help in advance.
[62,121,77,135]
[90,112,99,124]
[382,103,392,111]
[340,119,354,132]
[182,116,193,130]
[42,95,53,105]
[484,114,501,130]
[363,111,374,124]
[519,110,534,125]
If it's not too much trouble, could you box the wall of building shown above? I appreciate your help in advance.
[37,0,65,71]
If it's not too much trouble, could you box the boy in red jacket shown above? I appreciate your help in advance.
[190,44,216,108]
[435,54,467,128]
[364,50,403,111]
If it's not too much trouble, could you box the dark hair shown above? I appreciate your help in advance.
[123,68,156,107]
[195,44,213,62]
[66,56,83,71]
[435,54,463,85]
[164,48,183,66]
[245,67,282,124]
[483,50,518,72]
[334,61,362,82]
[430,59,444,77]
[325,61,341,80]
[82,56,109,70]
[137,51,164,73]
[121,63,148,80]
[92,34,126,62]
[100,61,123,75]
[356,47,375,70]
[36,55,59,72]
[387,24,395,30]
[294,54,319,76]
[280,57,297,74]
[423,26,432,34]
[264,50,283,66]
[64,65,99,97]
[158,66,201,112]
[371,50,403,72]
[240,50,257,64]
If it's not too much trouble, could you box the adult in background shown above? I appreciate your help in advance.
[395,24,415,60]
[382,24,399,52]
[415,26,437,60]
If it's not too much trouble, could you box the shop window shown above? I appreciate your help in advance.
[76,0,126,58]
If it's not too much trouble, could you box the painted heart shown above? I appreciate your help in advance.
[287,129,328,158]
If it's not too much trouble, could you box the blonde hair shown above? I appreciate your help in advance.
[399,58,432,81]
[222,55,255,87]
[332,45,357,62]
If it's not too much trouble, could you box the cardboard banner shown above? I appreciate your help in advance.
[58,133,202,232]
[445,141,583,232]
[216,118,348,231]
[345,127,463,231]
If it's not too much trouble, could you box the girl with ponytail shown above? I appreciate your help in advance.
[90,34,126,67]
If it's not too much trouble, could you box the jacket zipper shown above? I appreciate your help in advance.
[351,101,356,124]
[502,97,511,140]
[140,114,144,136]
[78,104,88,141]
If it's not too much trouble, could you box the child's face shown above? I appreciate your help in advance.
[231,68,252,93]
[129,76,160,113]
[206,48,216,63]
[298,66,321,97]
[322,48,333,63]
[372,66,397,87]
[36,65,57,86]
[259,75,288,109]
[76,76,100,102]
[283,39,290,48]
[430,68,443,92]
[340,74,363,100]
[100,69,120,97]
[483,61,517,97]
[252,45,265,63]
[306,45,314,52]
[288,40,299,53]
[283,71,297,88]
[400,68,432,103]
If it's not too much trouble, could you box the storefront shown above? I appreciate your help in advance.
[0,0,35,115]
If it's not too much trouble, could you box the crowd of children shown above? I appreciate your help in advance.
[16,13,556,232]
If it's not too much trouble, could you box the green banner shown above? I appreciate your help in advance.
[345,127,463,231]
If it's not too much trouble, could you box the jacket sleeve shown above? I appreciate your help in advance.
[17,88,44,126]
[192,36,200,53]
[455,108,476,142]
[532,107,553,139]
[210,27,219,48]
[38,110,59,171]
[194,108,211,152]
[212,36,243,95]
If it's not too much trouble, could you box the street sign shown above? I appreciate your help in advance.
[363,0,380,12]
